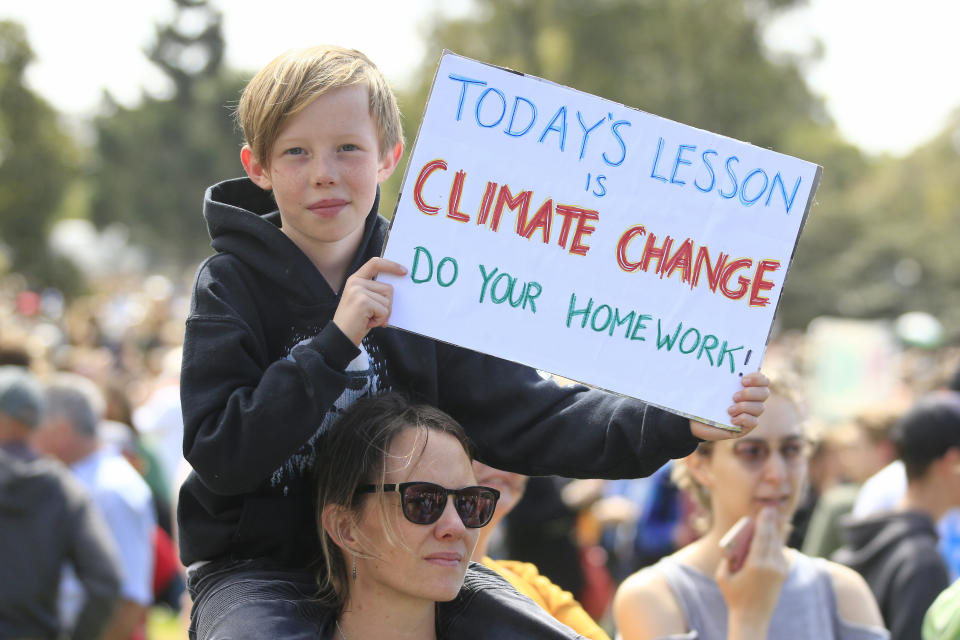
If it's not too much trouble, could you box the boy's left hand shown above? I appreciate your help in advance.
[690,371,770,441]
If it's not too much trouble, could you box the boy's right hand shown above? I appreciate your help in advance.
[333,257,408,346]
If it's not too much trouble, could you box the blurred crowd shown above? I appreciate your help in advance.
[2,269,960,640]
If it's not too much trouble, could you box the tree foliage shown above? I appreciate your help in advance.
[0,21,78,285]
[798,115,960,338]
[88,0,244,271]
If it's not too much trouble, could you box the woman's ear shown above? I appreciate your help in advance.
[241,145,273,191]
[322,503,360,552]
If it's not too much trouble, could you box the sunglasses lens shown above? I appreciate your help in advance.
[402,483,447,525]
[455,487,498,528]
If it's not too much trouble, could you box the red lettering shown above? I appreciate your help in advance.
[413,159,446,215]
[691,245,729,292]
[618,223,779,307]
[749,259,780,307]
[616,225,647,272]
[491,186,531,232]
[476,182,498,226]
[719,258,754,300]
[446,170,470,222]
[662,238,693,283]
[561,206,599,257]
[518,199,553,243]
[640,233,674,274]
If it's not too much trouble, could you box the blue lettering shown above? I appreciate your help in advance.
[504,96,537,137]
[576,112,605,160]
[739,168,769,207]
[650,137,668,183]
[765,172,802,214]
[475,87,507,128]
[602,119,630,167]
[695,150,718,193]
[670,144,696,185]
[592,175,607,197]
[539,106,568,151]
[447,74,487,121]
[719,156,740,199]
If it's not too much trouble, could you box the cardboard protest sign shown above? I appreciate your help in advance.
[380,51,821,429]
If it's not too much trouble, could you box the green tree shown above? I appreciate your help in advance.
[802,114,960,340]
[0,21,79,285]
[88,0,244,270]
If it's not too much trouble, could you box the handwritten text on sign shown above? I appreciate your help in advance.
[381,52,821,429]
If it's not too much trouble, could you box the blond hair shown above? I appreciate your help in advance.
[671,370,805,532]
[237,45,403,168]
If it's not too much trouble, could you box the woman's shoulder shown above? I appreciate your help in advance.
[613,559,689,640]
[818,556,885,629]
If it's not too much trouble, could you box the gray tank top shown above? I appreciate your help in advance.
[653,553,888,640]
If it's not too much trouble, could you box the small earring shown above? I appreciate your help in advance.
[352,555,357,582]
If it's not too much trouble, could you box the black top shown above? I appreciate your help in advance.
[833,510,949,640]
[177,177,699,567]
[0,445,120,640]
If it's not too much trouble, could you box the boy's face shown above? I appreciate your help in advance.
[242,84,401,260]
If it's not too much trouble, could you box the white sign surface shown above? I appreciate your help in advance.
[381,51,821,429]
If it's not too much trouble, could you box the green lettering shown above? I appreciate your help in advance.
[478,264,498,303]
[630,314,652,341]
[697,334,719,364]
[611,309,635,337]
[656,318,682,350]
[717,341,744,373]
[523,282,542,313]
[567,293,593,328]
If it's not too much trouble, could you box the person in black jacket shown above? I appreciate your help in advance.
[178,45,771,640]
[833,391,960,640]
[0,367,121,639]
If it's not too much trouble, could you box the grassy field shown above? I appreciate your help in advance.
[147,607,188,640]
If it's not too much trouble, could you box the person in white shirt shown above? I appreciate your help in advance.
[32,372,155,640]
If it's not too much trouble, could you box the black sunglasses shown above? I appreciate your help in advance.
[356,481,500,528]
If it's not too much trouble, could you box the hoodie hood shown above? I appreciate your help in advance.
[202,177,385,301]
[834,511,938,572]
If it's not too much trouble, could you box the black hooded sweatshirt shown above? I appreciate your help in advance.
[832,511,949,640]
[177,177,699,568]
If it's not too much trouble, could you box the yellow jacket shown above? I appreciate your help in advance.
[481,556,611,640]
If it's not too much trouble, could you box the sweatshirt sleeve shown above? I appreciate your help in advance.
[436,343,699,480]
[180,259,360,495]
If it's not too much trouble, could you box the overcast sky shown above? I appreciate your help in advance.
[4,0,958,156]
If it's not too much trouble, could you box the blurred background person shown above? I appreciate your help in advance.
[32,372,155,640]
[785,418,844,550]
[802,404,904,559]
[833,391,960,640]
[613,374,886,640]
[0,365,121,639]
[472,461,610,640]
[504,476,586,606]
